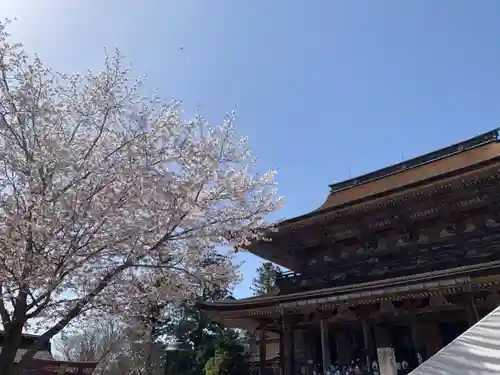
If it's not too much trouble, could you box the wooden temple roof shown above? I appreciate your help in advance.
[247,129,500,270]
[198,259,500,312]
[323,129,499,209]
[199,259,500,330]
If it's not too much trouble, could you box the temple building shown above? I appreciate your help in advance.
[198,129,500,375]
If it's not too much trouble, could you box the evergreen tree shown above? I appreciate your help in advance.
[203,330,248,375]
[251,262,282,296]
[162,286,249,375]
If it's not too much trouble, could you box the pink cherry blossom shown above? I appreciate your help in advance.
[0,20,282,375]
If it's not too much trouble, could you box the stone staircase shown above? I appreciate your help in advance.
[409,306,500,374]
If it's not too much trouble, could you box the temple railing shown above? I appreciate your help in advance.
[275,229,500,295]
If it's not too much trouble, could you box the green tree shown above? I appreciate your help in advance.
[203,330,248,375]
[204,348,230,375]
[163,286,249,375]
[251,262,282,295]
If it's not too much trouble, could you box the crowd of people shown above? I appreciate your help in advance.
[310,353,424,375]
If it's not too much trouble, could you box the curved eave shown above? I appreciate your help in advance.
[198,260,500,313]
[279,153,500,228]
[245,240,298,270]
[246,156,500,269]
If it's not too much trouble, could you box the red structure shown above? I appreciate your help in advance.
[23,359,99,375]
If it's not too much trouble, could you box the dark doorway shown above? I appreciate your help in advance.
[391,325,414,366]
[439,320,468,346]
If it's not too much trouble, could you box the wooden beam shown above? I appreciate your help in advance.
[281,315,295,375]
[280,175,500,251]
[319,319,330,373]
[283,226,500,292]
[259,329,266,375]
[362,319,374,371]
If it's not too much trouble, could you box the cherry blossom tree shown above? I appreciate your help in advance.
[57,318,159,375]
[0,20,282,375]
[57,319,129,375]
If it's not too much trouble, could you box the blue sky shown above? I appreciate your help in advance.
[3,1,500,299]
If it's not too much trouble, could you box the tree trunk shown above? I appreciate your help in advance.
[144,328,156,375]
[0,322,25,375]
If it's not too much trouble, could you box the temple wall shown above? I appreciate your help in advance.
[249,333,280,363]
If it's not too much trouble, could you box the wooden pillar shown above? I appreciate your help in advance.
[320,319,330,373]
[467,293,480,326]
[362,320,373,371]
[421,322,441,356]
[259,329,267,375]
[293,330,307,365]
[410,316,424,366]
[282,314,295,375]
[303,331,315,370]
[279,328,284,375]
[465,306,476,327]
[335,329,350,365]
